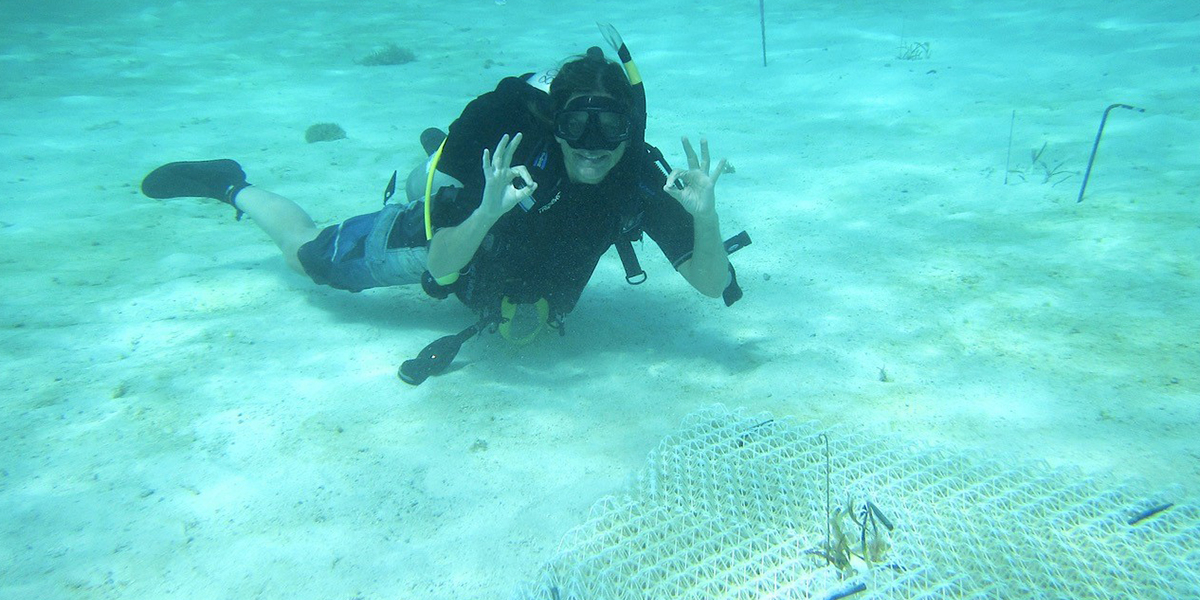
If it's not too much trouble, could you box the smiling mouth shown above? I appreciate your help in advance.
[575,150,610,162]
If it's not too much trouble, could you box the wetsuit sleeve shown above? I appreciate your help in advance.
[429,76,545,231]
[637,159,697,269]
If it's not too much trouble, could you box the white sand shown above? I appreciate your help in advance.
[1,0,1197,597]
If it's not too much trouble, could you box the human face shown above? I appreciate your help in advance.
[554,94,630,184]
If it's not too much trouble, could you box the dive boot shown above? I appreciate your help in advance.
[141,159,251,219]
[419,127,447,155]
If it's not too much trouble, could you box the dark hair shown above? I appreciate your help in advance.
[549,47,637,117]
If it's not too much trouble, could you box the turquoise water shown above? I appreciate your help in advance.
[1,1,1197,597]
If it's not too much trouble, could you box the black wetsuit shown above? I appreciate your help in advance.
[426,75,697,321]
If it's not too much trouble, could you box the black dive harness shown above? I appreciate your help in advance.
[398,24,751,386]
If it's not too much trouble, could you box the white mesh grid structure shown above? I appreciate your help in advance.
[514,405,1200,600]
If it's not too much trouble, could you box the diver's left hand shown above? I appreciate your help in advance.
[663,137,726,219]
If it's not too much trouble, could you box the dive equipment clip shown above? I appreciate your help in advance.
[398,313,499,386]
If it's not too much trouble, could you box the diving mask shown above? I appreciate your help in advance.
[553,95,632,151]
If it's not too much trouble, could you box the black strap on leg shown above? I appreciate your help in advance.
[226,182,250,221]
[721,230,751,307]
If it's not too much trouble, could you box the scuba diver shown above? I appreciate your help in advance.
[140,26,749,385]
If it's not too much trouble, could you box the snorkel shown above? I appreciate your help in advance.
[598,23,648,162]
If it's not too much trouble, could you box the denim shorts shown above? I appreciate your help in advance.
[297,202,428,292]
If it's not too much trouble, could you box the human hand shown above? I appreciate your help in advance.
[663,136,726,219]
[480,133,537,219]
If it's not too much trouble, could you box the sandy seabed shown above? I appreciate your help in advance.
[1,0,1197,598]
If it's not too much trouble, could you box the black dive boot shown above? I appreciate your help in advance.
[141,159,251,219]
[419,127,447,155]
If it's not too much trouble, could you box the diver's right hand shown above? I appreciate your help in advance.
[479,133,537,220]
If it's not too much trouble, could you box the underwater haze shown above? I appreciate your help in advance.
[1,0,1198,598]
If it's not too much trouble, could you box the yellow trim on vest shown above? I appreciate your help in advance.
[498,297,550,346]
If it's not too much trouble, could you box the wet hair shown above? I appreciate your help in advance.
[549,47,637,117]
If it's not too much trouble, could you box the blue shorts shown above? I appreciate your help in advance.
[297,202,428,292]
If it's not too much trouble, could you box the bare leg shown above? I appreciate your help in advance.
[233,187,320,274]
[141,160,323,274]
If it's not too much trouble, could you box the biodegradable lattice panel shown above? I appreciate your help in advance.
[515,406,1200,599]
